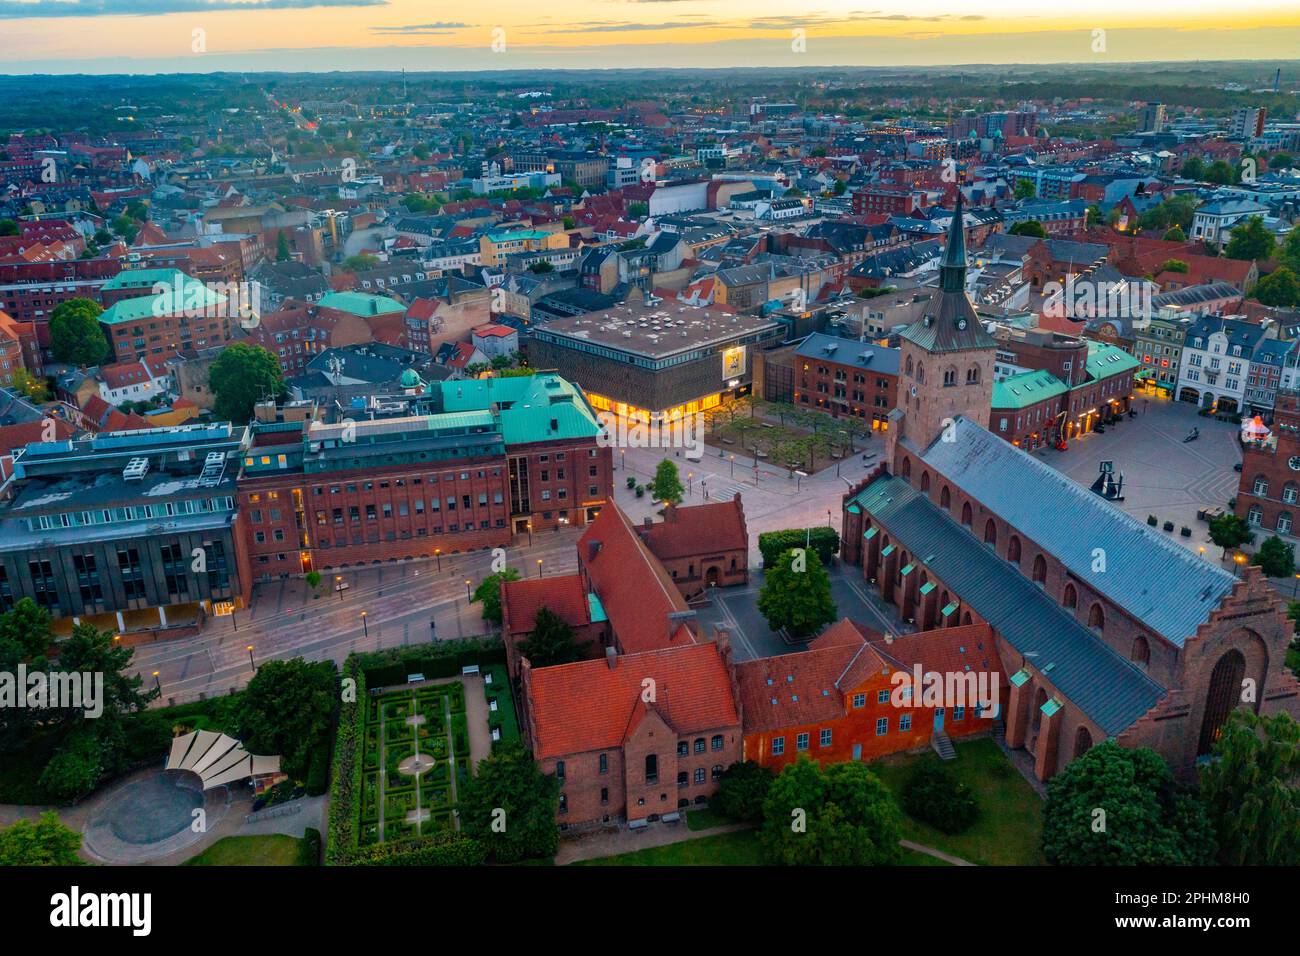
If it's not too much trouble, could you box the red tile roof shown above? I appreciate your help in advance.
[526,642,739,759]
[501,574,590,638]
[640,496,747,561]
[579,504,692,654]
[737,619,888,733]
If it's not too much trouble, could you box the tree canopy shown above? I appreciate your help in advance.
[651,458,685,505]
[457,743,559,863]
[49,298,109,367]
[757,546,837,638]
[1251,535,1296,578]
[1199,711,1300,865]
[518,606,589,668]
[233,657,338,779]
[0,812,83,866]
[471,568,521,626]
[1224,215,1275,262]
[209,342,287,424]
[1041,742,1215,865]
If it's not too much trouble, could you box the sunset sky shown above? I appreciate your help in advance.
[1,0,1299,73]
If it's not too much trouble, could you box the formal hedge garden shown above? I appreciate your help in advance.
[326,637,508,866]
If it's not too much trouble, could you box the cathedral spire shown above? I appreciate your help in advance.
[939,191,967,294]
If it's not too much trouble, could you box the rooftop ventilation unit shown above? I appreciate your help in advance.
[198,451,227,487]
[123,457,150,482]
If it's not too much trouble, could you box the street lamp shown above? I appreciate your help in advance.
[687,471,693,495]
[537,558,543,578]
[360,611,368,638]
[1293,572,1300,597]
[702,480,708,501]
[246,644,256,671]
[1233,553,1246,577]
[729,454,735,477]
[465,579,473,602]
[152,671,161,694]
[1198,546,1206,561]
[526,521,533,547]
[620,448,626,471]
[434,549,442,572]
[335,575,344,601]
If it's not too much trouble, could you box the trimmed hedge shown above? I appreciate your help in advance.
[326,638,507,865]
[758,527,840,567]
[298,828,322,866]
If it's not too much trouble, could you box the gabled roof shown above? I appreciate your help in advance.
[848,472,1165,735]
[579,503,692,654]
[919,416,1235,646]
[501,573,590,638]
[526,643,738,759]
[639,496,747,561]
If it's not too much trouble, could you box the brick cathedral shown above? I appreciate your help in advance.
[841,195,1300,780]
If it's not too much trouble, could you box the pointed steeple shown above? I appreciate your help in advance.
[939,191,967,294]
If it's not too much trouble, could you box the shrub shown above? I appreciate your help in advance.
[758,527,840,567]
[298,827,322,866]
[713,760,774,823]
[305,741,331,796]
[900,762,979,835]
[635,484,645,498]
[626,476,636,489]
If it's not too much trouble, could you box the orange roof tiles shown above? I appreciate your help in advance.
[526,642,739,759]
[639,496,747,561]
[501,574,590,638]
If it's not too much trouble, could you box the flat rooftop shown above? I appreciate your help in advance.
[535,302,779,360]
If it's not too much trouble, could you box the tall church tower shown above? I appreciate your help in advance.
[887,192,996,469]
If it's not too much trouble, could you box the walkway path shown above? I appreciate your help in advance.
[900,839,975,866]
[555,819,976,866]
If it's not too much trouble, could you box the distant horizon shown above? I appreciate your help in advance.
[2,1,1300,75]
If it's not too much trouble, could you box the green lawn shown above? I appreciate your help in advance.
[182,835,311,866]
[685,806,732,831]
[870,737,1044,866]
[576,829,765,866]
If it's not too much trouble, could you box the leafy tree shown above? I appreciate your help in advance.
[0,219,17,237]
[901,761,979,834]
[38,726,103,803]
[517,606,589,668]
[458,743,558,863]
[1224,215,1275,262]
[1013,178,1036,200]
[757,546,837,638]
[1271,152,1294,171]
[234,658,338,779]
[471,568,521,625]
[1156,258,1189,274]
[209,342,287,424]
[49,298,109,367]
[1084,204,1102,227]
[1042,742,1215,865]
[275,230,292,261]
[1199,711,1300,865]
[1279,230,1300,274]
[1208,512,1253,559]
[714,760,774,823]
[650,458,685,505]
[1162,225,1187,242]
[528,260,554,274]
[760,756,902,866]
[1008,220,1047,238]
[0,811,82,865]
[342,253,379,272]
[8,367,49,403]
[1254,267,1300,308]
[1179,156,1206,180]
[1251,535,1296,578]
[1205,159,1237,186]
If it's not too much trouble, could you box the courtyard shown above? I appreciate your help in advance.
[1020,395,1243,562]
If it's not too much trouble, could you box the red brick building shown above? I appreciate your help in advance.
[852,185,927,217]
[522,641,742,828]
[793,332,901,430]
[99,269,235,362]
[636,495,749,601]
[236,373,613,581]
[738,619,997,768]
[1236,389,1300,538]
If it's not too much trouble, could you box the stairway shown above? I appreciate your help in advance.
[931,732,956,761]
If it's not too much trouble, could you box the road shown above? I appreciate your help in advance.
[132,529,583,705]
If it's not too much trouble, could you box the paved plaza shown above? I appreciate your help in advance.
[1025,395,1243,562]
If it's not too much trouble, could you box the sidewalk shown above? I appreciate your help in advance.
[555,821,752,865]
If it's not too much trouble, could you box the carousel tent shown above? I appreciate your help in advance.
[165,729,281,790]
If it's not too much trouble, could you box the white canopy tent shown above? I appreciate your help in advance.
[165,729,281,790]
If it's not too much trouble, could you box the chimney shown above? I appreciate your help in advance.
[605,646,618,670]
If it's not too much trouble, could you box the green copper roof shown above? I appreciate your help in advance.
[1040,697,1062,718]
[102,268,190,291]
[900,563,915,576]
[587,592,607,624]
[992,369,1068,411]
[99,272,227,325]
[847,504,861,514]
[881,544,895,557]
[863,526,878,539]
[1086,341,1140,380]
[919,581,936,595]
[317,291,406,317]
[1010,668,1032,687]
[941,602,959,617]
[437,373,602,445]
